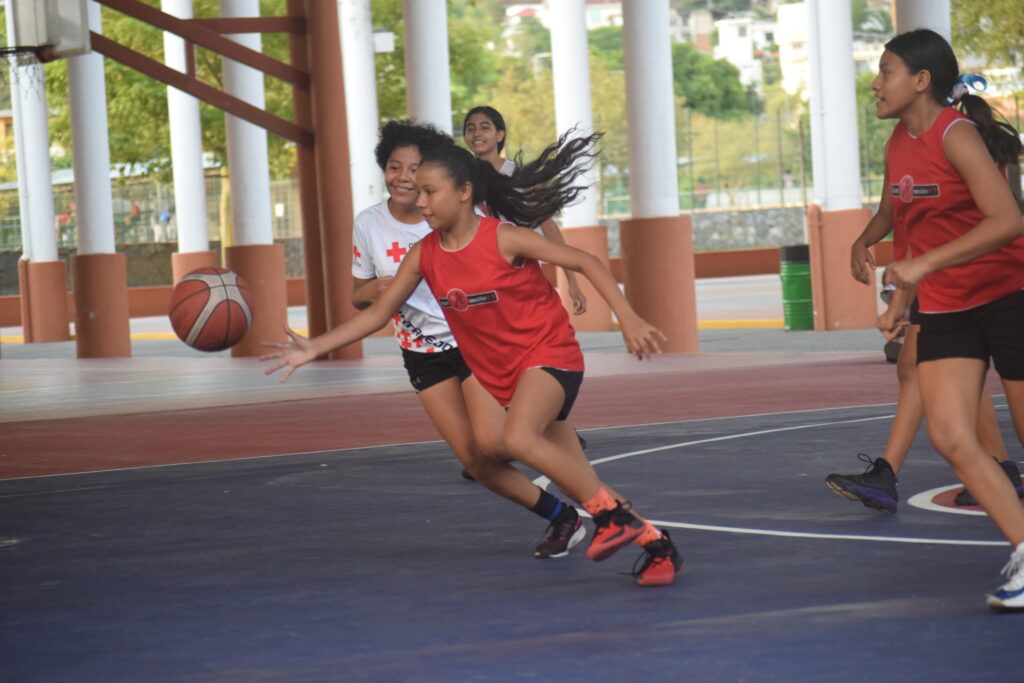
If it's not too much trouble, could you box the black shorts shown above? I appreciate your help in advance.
[539,367,584,421]
[401,347,471,392]
[916,289,1024,380]
[908,298,921,326]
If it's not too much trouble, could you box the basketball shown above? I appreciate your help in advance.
[169,267,255,352]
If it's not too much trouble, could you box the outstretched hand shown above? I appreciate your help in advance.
[620,317,667,360]
[260,325,318,383]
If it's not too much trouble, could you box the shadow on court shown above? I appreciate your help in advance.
[2,404,1021,682]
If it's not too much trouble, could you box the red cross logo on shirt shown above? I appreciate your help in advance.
[353,245,361,259]
[386,241,407,263]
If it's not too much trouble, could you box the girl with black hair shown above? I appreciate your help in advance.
[463,105,588,315]
[858,28,1024,610]
[263,132,684,586]
[350,120,585,560]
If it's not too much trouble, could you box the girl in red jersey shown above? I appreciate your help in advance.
[867,29,1024,611]
[263,131,684,586]
[354,121,585,560]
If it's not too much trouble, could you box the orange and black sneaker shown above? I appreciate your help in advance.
[630,529,683,586]
[586,502,645,562]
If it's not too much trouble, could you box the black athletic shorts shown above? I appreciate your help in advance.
[916,289,1024,380]
[401,346,471,392]
[908,298,921,326]
[539,367,584,421]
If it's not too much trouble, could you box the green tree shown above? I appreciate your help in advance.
[952,0,1024,72]
[371,0,504,129]
[672,42,751,118]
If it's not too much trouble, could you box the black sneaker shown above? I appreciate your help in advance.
[955,460,1024,506]
[534,506,586,559]
[825,454,899,513]
[629,529,684,586]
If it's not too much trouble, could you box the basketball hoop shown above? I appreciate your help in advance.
[0,46,48,95]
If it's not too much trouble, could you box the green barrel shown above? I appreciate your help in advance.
[779,245,813,331]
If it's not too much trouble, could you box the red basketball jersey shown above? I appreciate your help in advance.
[418,217,583,406]
[887,107,1024,313]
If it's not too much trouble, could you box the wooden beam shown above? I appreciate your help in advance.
[189,17,306,34]
[96,0,308,88]
[90,32,313,147]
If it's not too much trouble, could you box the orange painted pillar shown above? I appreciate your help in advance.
[619,215,699,353]
[72,253,131,358]
[225,243,287,358]
[306,0,359,359]
[558,225,613,331]
[171,250,219,284]
[806,204,877,330]
[19,260,71,342]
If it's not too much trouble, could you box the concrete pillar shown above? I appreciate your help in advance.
[6,0,69,343]
[163,0,216,282]
[620,0,698,353]
[549,0,611,331]
[804,0,875,330]
[339,0,383,214]
[67,1,131,356]
[402,0,452,133]
[219,0,286,357]
[892,0,950,39]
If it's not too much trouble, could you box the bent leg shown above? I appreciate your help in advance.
[417,376,479,470]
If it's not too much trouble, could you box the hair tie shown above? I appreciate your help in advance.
[944,73,987,106]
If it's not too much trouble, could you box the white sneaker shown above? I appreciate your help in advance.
[987,542,1024,611]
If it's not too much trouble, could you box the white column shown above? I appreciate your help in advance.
[339,0,383,213]
[67,0,116,256]
[6,1,58,262]
[402,0,452,134]
[220,0,273,245]
[622,0,679,219]
[549,0,597,228]
[892,0,950,39]
[163,0,208,252]
[806,0,862,211]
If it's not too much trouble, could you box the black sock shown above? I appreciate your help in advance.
[530,489,567,521]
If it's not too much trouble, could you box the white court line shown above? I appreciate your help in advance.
[535,413,1010,548]
[908,485,988,517]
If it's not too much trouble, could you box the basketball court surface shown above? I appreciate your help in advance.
[3,279,1023,682]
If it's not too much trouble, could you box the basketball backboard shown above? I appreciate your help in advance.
[8,0,89,60]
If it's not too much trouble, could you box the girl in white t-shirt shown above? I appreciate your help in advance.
[462,106,587,315]
[350,121,586,560]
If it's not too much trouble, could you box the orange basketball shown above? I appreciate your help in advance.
[169,267,255,351]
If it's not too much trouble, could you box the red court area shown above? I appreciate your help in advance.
[3,352,1006,480]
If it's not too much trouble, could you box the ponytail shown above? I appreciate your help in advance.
[956,94,1022,168]
[420,128,603,227]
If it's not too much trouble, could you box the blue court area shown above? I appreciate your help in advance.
[3,402,1022,682]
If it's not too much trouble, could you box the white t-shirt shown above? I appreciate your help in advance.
[352,201,456,353]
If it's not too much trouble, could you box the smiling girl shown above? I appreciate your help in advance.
[463,105,588,315]
[264,131,684,586]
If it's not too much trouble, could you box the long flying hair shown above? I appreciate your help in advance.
[420,129,602,227]
[885,29,1021,166]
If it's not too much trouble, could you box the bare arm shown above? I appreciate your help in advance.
[885,122,1024,288]
[537,218,587,315]
[351,276,395,310]
[851,165,894,284]
[262,244,425,381]
[497,225,666,358]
